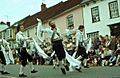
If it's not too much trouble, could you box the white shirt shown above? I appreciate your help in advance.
[76,30,85,47]
[40,27,61,40]
[16,31,28,48]
[117,43,120,50]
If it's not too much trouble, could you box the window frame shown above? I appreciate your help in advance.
[66,14,74,29]
[87,31,99,40]
[91,6,100,23]
[26,30,30,37]
[108,1,119,19]
[9,29,13,38]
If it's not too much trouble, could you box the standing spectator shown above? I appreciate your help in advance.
[115,37,120,66]
[108,36,117,52]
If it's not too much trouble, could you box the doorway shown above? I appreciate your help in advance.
[108,23,120,36]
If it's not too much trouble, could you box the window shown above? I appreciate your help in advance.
[9,41,12,48]
[0,33,1,38]
[35,27,37,35]
[2,32,5,39]
[91,6,100,23]
[87,31,99,40]
[66,15,74,29]
[27,30,30,37]
[6,30,9,39]
[10,29,12,38]
[8,29,12,38]
[109,1,119,19]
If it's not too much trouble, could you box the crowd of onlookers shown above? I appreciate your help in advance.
[90,35,120,67]
[11,35,120,67]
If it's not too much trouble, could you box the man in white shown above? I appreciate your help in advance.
[75,25,89,68]
[16,24,38,77]
[37,19,69,75]
[0,39,11,74]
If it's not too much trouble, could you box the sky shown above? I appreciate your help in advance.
[0,0,67,25]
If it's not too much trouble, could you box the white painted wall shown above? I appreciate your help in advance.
[83,0,120,36]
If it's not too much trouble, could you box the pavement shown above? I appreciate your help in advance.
[0,65,120,78]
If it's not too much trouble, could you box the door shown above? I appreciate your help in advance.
[109,23,120,36]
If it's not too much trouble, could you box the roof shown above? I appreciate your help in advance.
[12,15,30,26]
[14,0,83,28]
[81,0,100,4]
[81,0,90,3]
[0,24,8,32]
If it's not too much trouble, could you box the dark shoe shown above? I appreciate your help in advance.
[1,71,4,74]
[19,74,27,77]
[31,69,38,73]
[75,68,82,72]
[53,66,56,69]
[84,66,89,68]
[61,68,66,75]
[3,71,10,74]
[1,71,10,74]
[57,64,59,67]
[64,65,69,71]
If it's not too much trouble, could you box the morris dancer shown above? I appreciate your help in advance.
[37,19,69,75]
[64,28,82,72]
[0,39,11,74]
[50,51,59,69]
[16,24,38,77]
[75,25,89,68]
[68,37,91,72]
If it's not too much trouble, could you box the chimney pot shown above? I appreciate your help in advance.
[41,3,47,11]
[6,22,10,26]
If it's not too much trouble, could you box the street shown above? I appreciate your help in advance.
[0,65,120,78]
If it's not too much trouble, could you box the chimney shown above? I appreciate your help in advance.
[41,3,47,11]
[6,22,10,26]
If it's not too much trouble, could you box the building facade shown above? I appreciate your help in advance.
[19,0,84,41]
[0,25,17,48]
[0,22,8,39]
[81,0,120,38]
